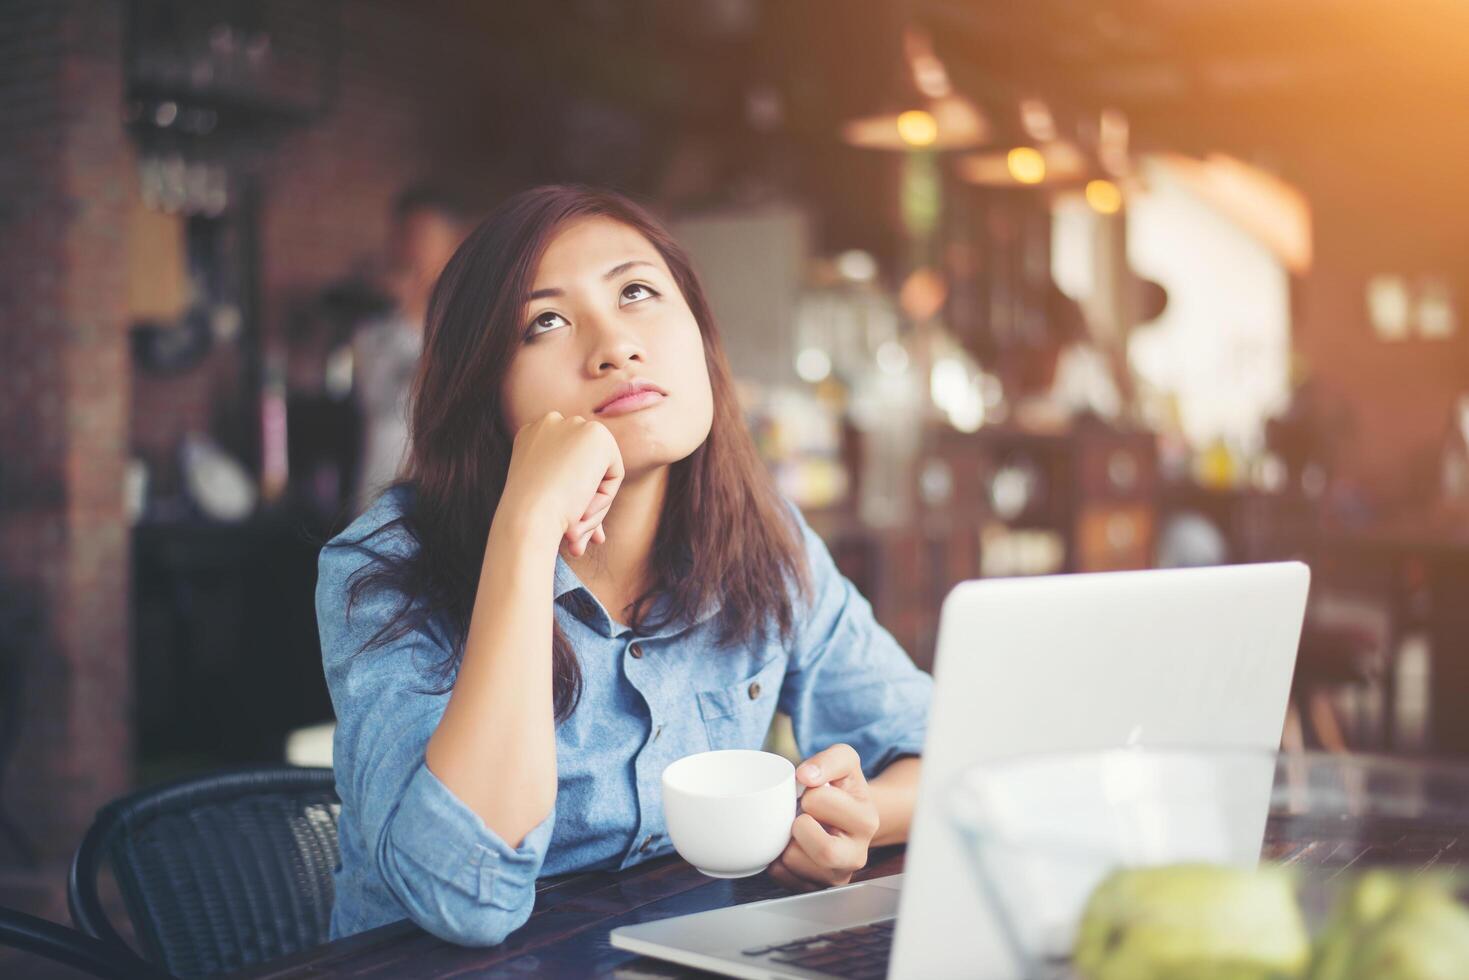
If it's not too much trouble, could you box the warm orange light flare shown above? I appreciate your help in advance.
[896,109,939,148]
[1085,179,1124,215]
[1007,147,1047,184]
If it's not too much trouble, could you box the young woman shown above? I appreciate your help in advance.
[317,185,933,946]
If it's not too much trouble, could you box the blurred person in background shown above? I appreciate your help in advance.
[316,186,931,946]
[352,185,468,512]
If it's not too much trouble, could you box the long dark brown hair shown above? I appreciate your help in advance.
[335,185,809,721]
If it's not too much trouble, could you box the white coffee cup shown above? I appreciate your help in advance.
[661,749,801,878]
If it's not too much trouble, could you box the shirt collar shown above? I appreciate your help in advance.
[553,556,626,638]
[551,553,724,639]
[552,555,582,602]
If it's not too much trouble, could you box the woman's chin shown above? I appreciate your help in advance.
[600,410,710,476]
[615,440,702,481]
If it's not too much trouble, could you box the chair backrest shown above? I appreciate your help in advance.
[69,766,340,978]
[1,905,171,979]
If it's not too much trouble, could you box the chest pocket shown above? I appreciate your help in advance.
[696,656,786,752]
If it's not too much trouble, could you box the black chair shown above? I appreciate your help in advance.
[68,767,340,978]
[1,905,170,979]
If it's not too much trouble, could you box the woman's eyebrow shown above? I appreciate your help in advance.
[602,259,655,281]
[527,260,657,301]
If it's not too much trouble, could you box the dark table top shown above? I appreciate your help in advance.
[231,811,1469,979]
[232,847,907,979]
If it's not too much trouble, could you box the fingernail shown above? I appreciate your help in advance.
[798,764,821,782]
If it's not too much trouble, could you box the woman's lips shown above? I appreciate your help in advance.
[595,390,666,417]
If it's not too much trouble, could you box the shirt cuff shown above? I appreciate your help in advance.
[865,740,927,779]
[385,763,555,911]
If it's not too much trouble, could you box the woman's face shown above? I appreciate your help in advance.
[502,216,715,477]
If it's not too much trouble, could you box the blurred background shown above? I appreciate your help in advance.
[4,0,1469,935]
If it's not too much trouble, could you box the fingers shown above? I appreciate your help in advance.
[581,486,616,523]
[796,743,866,794]
[599,423,626,482]
[579,419,623,536]
[567,495,612,538]
[564,489,614,555]
[769,815,862,889]
[511,413,624,552]
[564,519,602,557]
[563,528,592,557]
[767,853,824,892]
[799,784,880,840]
[791,813,866,878]
[766,786,876,893]
[597,458,624,513]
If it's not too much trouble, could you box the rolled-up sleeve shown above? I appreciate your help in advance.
[317,539,553,946]
[778,509,934,779]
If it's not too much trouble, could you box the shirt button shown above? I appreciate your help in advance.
[653,724,664,741]
[640,835,656,854]
[748,681,762,700]
[630,643,644,659]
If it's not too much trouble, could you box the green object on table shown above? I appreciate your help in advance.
[1305,871,1404,980]
[1309,873,1469,980]
[1073,863,1311,980]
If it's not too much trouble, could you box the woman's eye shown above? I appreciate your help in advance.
[526,311,568,338]
[620,282,658,305]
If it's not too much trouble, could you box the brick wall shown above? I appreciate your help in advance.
[257,2,521,351]
[1290,118,1469,508]
[1298,206,1469,506]
[0,0,133,899]
[0,3,523,922]
[129,2,521,479]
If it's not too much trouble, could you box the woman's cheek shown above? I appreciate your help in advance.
[503,365,563,428]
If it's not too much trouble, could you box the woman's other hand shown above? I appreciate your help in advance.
[768,743,879,892]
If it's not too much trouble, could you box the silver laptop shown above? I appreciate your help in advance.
[611,562,1310,979]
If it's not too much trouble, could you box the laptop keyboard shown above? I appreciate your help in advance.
[741,918,894,978]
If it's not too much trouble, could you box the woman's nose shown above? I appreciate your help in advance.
[583,313,645,374]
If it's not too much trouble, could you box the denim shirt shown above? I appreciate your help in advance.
[317,487,933,946]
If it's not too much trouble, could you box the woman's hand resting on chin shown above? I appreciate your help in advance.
[500,411,624,556]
